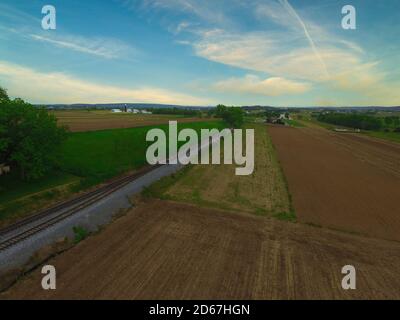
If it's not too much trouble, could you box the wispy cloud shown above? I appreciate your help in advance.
[122,0,233,26]
[29,34,135,59]
[192,29,346,82]
[157,0,399,105]
[277,0,329,78]
[0,3,136,60]
[0,60,212,105]
[0,2,40,24]
[214,74,311,96]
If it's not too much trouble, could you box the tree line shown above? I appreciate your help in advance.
[151,107,202,117]
[317,112,384,131]
[0,86,68,181]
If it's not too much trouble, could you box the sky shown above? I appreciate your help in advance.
[0,0,399,107]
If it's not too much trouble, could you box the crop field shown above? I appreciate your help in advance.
[268,125,400,242]
[52,110,210,132]
[4,199,400,299]
[145,123,293,219]
[0,121,224,227]
[3,122,400,300]
[59,121,224,179]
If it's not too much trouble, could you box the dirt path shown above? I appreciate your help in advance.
[2,200,400,300]
[268,125,400,241]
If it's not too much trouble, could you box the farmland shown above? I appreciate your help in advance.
[59,121,224,179]
[268,125,400,241]
[145,123,293,219]
[3,199,400,299]
[51,110,210,132]
[3,115,400,300]
[0,120,224,227]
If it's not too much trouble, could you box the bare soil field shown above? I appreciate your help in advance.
[52,110,208,132]
[3,200,400,299]
[147,124,292,218]
[267,125,400,241]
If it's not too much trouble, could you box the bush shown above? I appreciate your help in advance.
[73,226,89,243]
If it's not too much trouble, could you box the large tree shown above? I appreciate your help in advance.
[0,87,68,180]
[215,105,244,128]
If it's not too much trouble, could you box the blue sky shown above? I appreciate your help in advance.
[0,0,399,106]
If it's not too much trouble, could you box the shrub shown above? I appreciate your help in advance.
[73,226,89,243]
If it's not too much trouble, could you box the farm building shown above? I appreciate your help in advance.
[111,109,122,113]
[0,164,10,176]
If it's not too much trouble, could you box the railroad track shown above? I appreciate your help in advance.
[0,136,213,253]
[0,164,161,252]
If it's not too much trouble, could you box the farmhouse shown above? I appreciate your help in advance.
[0,163,11,176]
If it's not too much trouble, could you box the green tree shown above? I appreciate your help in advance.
[0,91,68,180]
[0,86,9,103]
[223,107,244,128]
[215,104,227,118]
[384,117,393,126]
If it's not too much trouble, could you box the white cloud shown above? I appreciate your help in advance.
[123,0,400,105]
[30,34,129,59]
[30,34,135,59]
[190,18,395,101]
[0,3,135,60]
[193,30,339,81]
[125,0,232,26]
[214,74,311,96]
[0,61,212,105]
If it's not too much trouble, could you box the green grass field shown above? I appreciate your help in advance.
[0,121,224,225]
[365,131,400,143]
[284,119,305,128]
[60,121,225,179]
[0,171,78,204]
[143,123,294,221]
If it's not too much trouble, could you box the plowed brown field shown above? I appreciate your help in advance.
[3,200,400,299]
[52,111,208,132]
[267,125,400,241]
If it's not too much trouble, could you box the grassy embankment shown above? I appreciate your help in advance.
[143,123,295,221]
[0,121,224,226]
